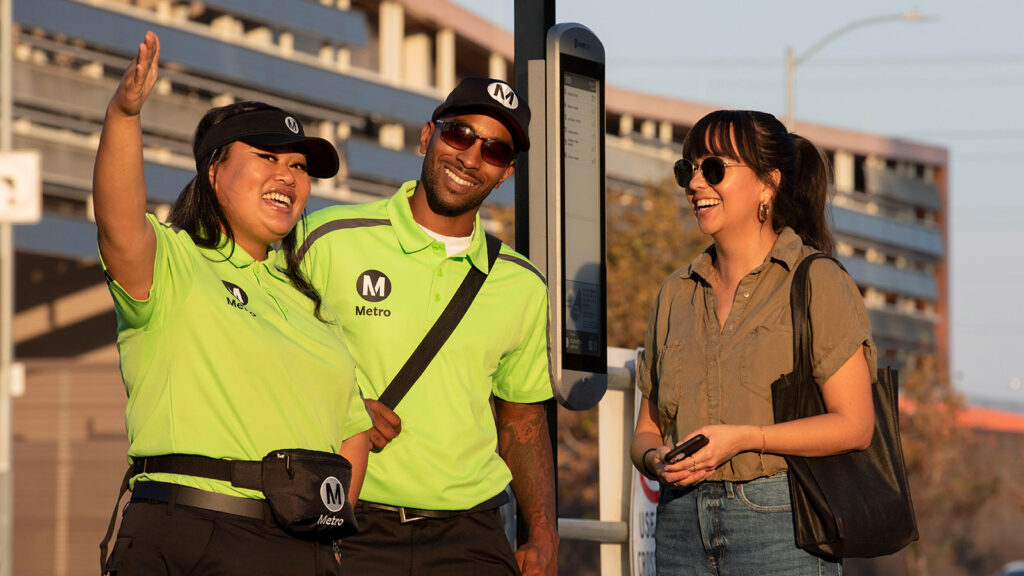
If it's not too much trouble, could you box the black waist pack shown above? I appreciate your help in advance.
[260,449,359,540]
[125,449,359,540]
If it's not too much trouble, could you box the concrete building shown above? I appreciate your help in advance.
[3,0,949,573]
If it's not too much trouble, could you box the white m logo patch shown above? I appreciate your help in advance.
[221,281,248,305]
[487,81,519,110]
[356,270,391,302]
[320,476,345,512]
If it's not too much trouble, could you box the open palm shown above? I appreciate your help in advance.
[112,31,160,117]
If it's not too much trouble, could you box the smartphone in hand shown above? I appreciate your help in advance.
[665,434,709,464]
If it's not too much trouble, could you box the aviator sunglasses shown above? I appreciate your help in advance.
[673,157,745,188]
[434,120,517,167]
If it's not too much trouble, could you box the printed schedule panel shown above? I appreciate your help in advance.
[562,71,602,360]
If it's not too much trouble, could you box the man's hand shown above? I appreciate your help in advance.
[515,539,558,576]
[363,398,402,450]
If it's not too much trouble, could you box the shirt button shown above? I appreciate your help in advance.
[437,269,444,277]
[711,360,717,367]
[434,293,441,302]
[728,325,734,331]
[743,292,750,298]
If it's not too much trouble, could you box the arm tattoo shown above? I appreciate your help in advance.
[495,399,558,543]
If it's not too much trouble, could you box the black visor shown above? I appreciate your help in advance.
[194,108,339,178]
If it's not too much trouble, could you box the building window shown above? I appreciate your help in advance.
[854,154,866,193]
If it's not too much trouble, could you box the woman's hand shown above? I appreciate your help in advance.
[111,31,160,117]
[657,424,763,487]
[654,439,714,488]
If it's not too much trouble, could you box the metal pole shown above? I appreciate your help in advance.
[513,0,554,259]
[783,10,931,133]
[512,0,556,550]
[0,0,15,570]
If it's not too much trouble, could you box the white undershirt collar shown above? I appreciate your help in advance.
[419,223,474,258]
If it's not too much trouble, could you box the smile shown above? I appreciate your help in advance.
[444,167,474,188]
[262,191,293,209]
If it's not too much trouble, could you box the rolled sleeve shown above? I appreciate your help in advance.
[807,260,877,385]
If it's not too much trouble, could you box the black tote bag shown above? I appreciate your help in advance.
[770,253,918,559]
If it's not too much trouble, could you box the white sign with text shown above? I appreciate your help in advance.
[0,151,41,224]
[629,386,658,575]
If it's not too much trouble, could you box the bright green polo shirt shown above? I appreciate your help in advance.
[297,182,554,510]
[105,214,371,499]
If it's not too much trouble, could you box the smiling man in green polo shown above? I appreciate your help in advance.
[297,77,557,576]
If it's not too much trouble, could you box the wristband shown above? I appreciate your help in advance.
[641,447,658,477]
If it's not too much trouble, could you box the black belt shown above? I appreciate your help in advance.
[360,491,509,523]
[131,481,270,520]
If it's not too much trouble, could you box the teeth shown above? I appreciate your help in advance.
[695,198,720,208]
[445,168,472,187]
[263,192,292,207]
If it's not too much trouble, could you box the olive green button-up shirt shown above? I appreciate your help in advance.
[637,227,877,482]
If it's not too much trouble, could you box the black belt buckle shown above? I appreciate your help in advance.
[398,507,425,523]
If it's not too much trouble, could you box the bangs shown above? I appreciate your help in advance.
[682,110,758,163]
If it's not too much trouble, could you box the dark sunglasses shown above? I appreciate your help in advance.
[434,120,516,167]
[673,157,745,188]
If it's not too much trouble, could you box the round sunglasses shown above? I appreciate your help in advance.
[434,120,516,167]
[673,157,745,188]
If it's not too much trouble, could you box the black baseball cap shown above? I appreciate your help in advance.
[431,77,531,152]
[193,106,339,178]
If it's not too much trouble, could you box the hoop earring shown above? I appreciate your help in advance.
[758,201,770,224]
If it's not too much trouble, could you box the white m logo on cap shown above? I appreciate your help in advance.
[487,82,518,110]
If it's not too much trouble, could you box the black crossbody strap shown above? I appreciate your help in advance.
[377,233,502,410]
[790,253,847,378]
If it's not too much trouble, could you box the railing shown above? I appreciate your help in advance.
[558,347,641,576]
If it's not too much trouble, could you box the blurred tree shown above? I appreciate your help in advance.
[606,179,709,349]
[898,355,1003,576]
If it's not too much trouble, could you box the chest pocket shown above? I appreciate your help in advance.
[738,305,793,401]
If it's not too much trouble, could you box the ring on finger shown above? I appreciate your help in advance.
[690,457,697,472]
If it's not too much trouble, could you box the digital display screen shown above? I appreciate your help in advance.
[561,64,605,367]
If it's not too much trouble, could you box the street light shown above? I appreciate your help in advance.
[785,9,935,130]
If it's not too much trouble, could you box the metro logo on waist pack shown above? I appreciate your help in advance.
[261,449,359,540]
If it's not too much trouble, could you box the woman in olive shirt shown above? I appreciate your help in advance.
[630,110,876,575]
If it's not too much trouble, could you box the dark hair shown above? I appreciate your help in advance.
[167,101,327,321]
[681,110,835,255]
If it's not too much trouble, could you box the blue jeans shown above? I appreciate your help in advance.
[655,472,841,576]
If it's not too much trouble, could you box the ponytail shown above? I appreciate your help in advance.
[775,134,834,255]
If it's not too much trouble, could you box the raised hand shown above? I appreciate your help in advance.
[111,30,160,117]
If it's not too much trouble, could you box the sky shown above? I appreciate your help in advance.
[452,0,1024,409]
